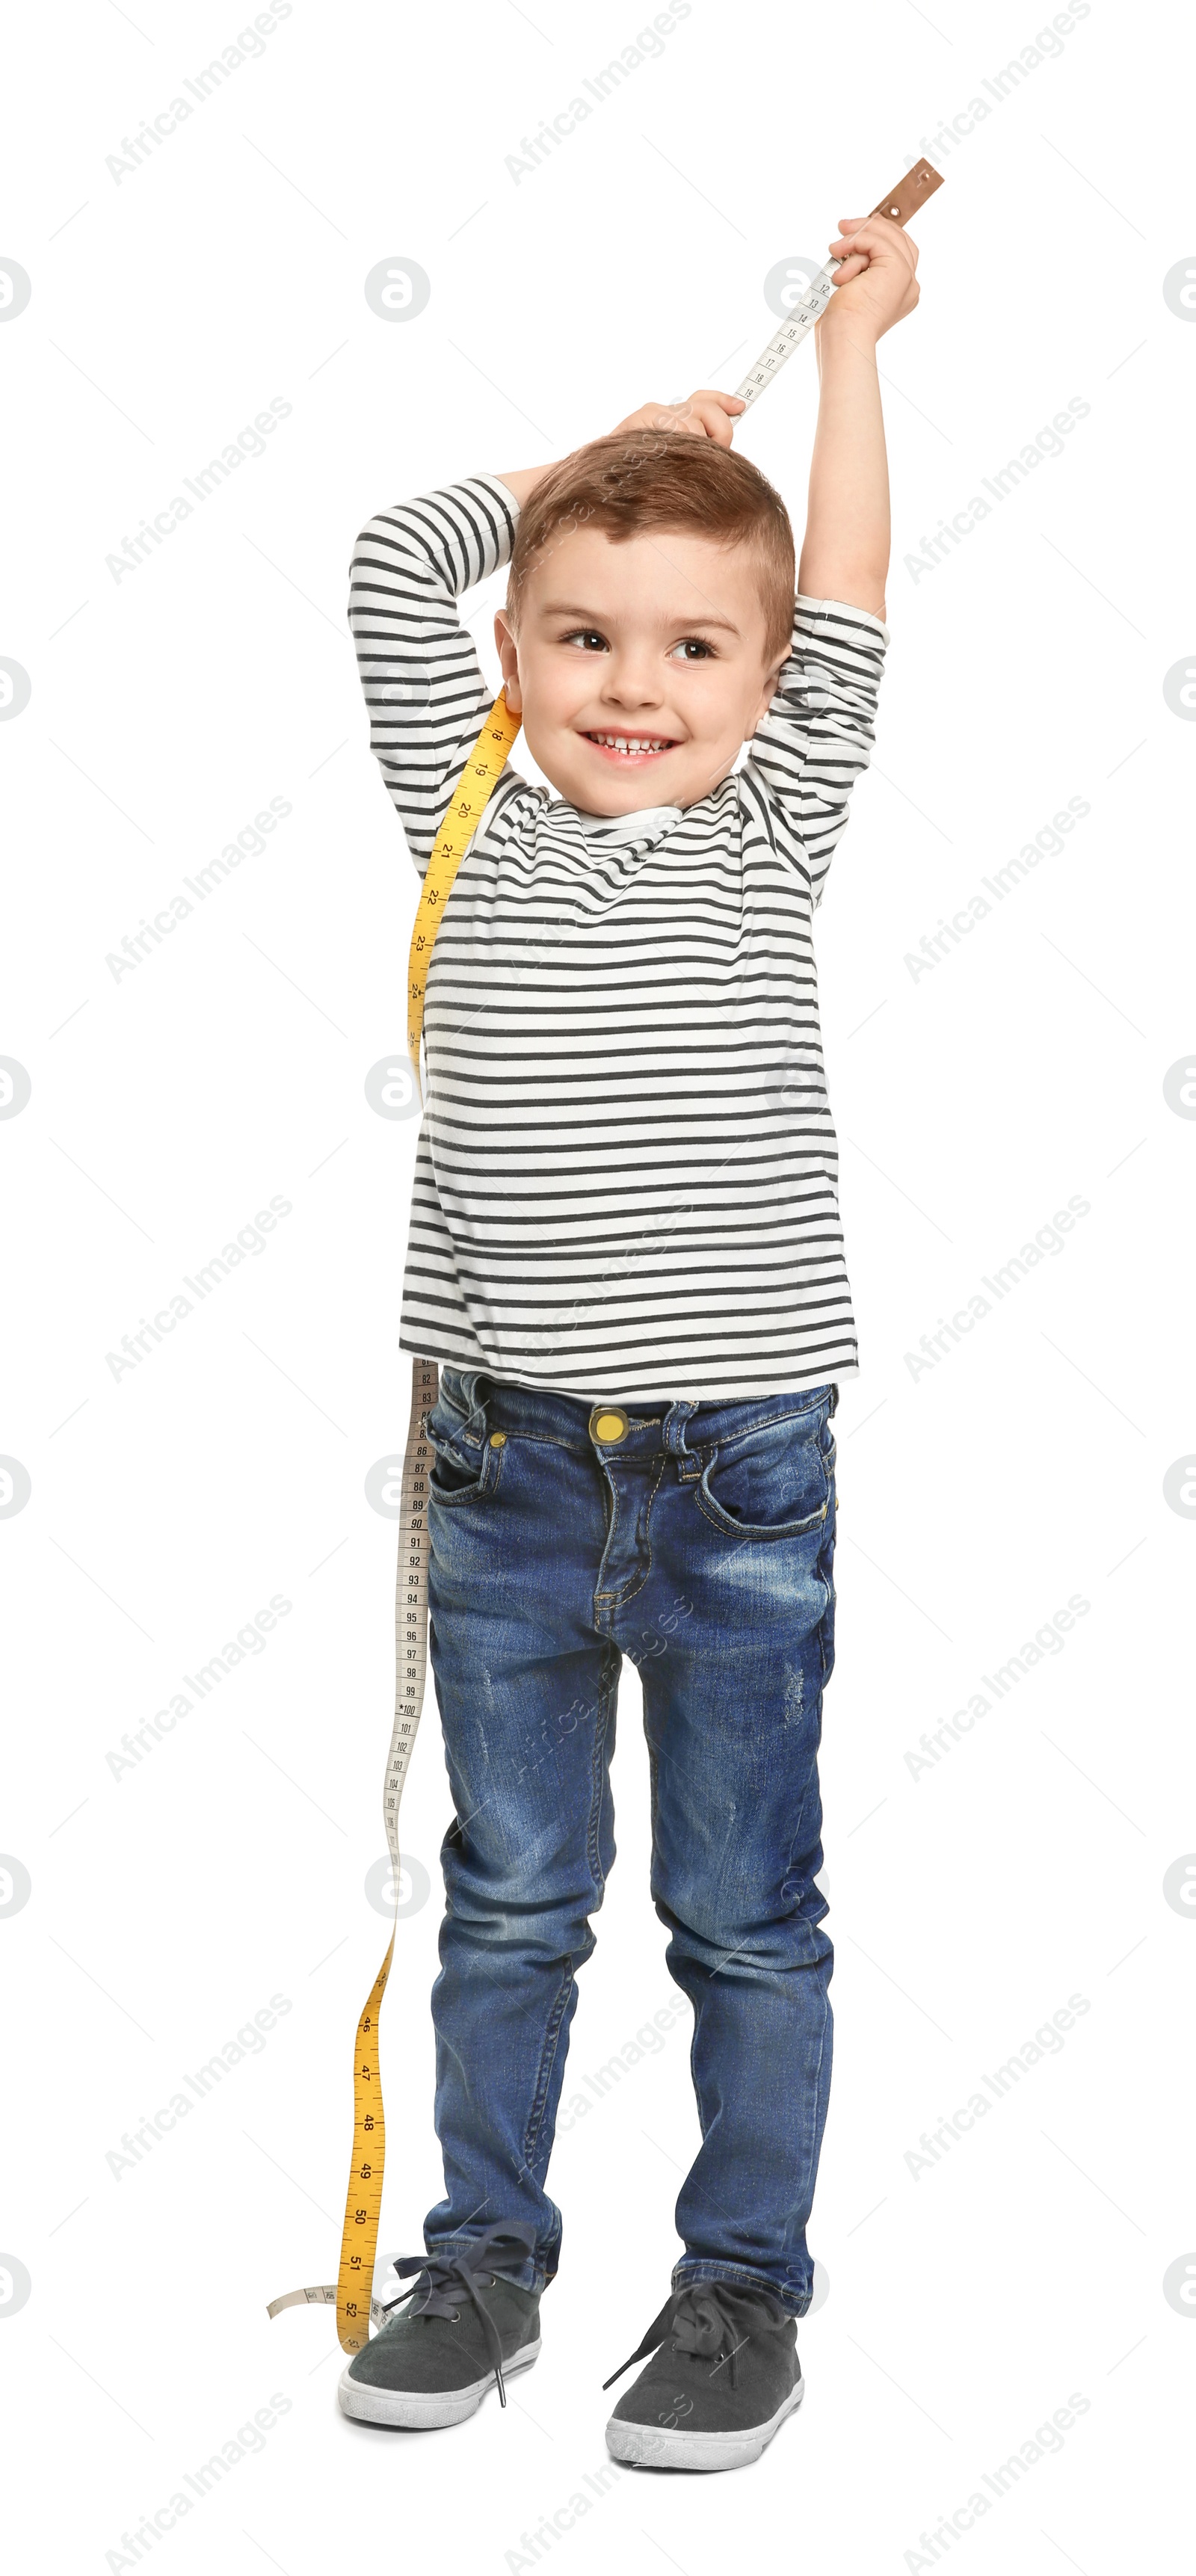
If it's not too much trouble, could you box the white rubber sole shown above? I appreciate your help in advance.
[338,2337,540,2429]
[605,2370,804,2472]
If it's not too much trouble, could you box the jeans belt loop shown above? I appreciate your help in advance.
[665,1399,701,1481]
[460,1368,487,1446]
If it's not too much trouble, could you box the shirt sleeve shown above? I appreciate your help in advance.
[739,594,889,906]
[348,475,523,878]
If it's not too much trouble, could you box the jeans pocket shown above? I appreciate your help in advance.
[427,1388,505,1506]
[694,1405,832,1542]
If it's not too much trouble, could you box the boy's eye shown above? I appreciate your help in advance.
[557,630,714,660]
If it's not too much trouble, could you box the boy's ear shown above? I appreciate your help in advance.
[748,656,786,736]
[493,608,523,714]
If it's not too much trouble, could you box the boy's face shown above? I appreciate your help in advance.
[493,524,783,816]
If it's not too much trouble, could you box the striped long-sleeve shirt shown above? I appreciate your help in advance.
[348,476,887,1401]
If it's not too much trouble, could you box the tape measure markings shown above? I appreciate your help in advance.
[269,1355,438,2353]
[735,160,943,408]
[407,697,523,1089]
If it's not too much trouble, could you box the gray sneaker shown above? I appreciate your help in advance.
[603,2280,804,2471]
[339,2223,542,2429]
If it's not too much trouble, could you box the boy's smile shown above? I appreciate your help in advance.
[494,524,784,816]
[579,729,680,765]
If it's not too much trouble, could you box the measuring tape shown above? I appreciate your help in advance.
[269,158,941,2355]
[268,1356,438,2352]
[735,159,942,406]
[406,694,523,1094]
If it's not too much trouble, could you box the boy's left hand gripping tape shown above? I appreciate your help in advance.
[735,158,943,407]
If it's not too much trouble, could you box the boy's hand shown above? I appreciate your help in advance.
[608,389,745,446]
[494,389,743,506]
[821,215,919,343]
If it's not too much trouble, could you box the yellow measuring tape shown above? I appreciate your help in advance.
[328,1354,443,2355]
[268,699,519,2355]
[406,688,523,1089]
[268,1356,439,2351]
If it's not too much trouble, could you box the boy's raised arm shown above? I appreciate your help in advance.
[348,478,523,877]
[742,214,924,903]
[796,213,921,620]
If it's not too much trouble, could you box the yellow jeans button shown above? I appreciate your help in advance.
[590,1407,629,1445]
[489,1431,507,1448]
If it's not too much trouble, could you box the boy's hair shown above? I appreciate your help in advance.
[506,429,795,668]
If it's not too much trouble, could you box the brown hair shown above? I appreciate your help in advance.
[507,429,795,668]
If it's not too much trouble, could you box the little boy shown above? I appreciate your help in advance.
[339,210,920,2468]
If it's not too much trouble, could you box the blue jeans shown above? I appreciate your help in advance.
[422,1367,838,2317]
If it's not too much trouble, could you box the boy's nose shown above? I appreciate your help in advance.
[601,660,665,710]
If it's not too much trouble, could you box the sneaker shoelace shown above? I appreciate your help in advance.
[602,2280,789,2394]
[379,2219,538,2408]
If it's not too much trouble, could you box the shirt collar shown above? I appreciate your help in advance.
[564,802,684,851]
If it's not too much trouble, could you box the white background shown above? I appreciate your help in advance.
[3,1,1194,2569]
